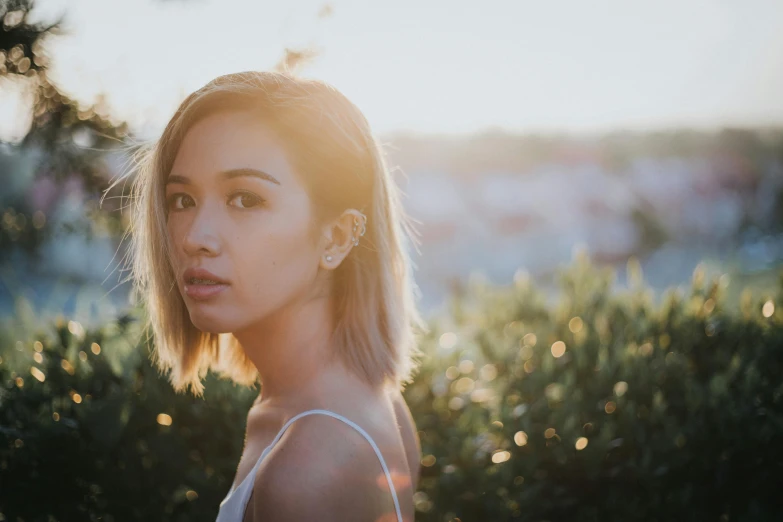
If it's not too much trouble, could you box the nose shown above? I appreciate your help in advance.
[181,204,222,257]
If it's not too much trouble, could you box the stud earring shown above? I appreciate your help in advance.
[325,255,333,262]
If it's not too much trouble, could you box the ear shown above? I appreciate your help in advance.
[319,209,367,270]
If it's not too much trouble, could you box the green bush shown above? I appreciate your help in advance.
[408,255,783,522]
[0,308,256,521]
[1,254,782,522]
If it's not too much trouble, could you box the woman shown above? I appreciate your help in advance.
[126,70,428,521]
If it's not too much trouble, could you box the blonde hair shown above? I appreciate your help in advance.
[121,70,428,397]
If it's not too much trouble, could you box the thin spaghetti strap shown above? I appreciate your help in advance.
[224,409,325,496]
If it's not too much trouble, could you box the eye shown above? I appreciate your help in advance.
[228,190,264,209]
[167,193,194,211]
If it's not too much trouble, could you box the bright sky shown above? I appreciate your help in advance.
[3,0,783,140]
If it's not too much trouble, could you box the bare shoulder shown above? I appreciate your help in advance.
[245,411,412,522]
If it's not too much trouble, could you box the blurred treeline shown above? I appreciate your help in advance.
[1,0,130,257]
[1,255,782,521]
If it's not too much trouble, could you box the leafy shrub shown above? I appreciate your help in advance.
[408,254,783,522]
[1,254,782,522]
[0,308,255,522]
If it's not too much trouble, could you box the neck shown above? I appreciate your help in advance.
[232,294,378,407]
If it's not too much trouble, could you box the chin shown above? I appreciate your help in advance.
[188,310,237,335]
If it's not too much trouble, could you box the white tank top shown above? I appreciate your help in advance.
[215,408,404,522]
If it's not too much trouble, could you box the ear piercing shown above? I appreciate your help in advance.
[352,213,367,246]
[324,212,367,263]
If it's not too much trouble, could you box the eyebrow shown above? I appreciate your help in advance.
[165,168,281,187]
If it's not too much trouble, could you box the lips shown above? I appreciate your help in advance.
[182,267,230,301]
[183,267,229,285]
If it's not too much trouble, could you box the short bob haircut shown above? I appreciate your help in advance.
[122,70,428,397]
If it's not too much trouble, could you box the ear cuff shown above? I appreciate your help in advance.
[324,212,367,263]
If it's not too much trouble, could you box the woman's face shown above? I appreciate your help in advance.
[165,110,324,333]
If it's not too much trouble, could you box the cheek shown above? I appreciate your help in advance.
[234,217,318,297]
[166,217,184,247]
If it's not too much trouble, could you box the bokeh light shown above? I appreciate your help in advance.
[762,300,775,318]
[492,450,511,464]
[30,367,45,382]
[568,317,583,333]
